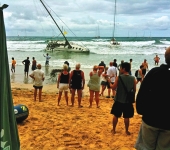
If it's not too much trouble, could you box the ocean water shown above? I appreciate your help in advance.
[7,36,169,71]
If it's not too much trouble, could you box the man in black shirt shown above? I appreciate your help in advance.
[99,61,106,69]
[22,57,30,77]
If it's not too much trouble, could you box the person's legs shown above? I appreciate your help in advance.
[34,88,37,101]
[94,91,100,108]
[39,88,42,102]
[11,67,13,73]
[107,88,111,97]
[77,89,82,107]
[64,91,68,106]
[112,89,116,98]
[58,91,62,105]
[124,118,130,135]
[71,89,76,106]
[26,71,29,77]
[112,116,118,134]
[89,90,94,107]
[110,102,122,134]
[100,85,105,96]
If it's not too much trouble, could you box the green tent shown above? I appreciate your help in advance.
[0,4,20,150]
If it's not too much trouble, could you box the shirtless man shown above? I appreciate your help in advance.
[141,59,148,76]
[154,54,160,65]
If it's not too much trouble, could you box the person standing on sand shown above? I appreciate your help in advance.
[129,59,133,75]
[69,63,85,108]
[57,64,70,106]
[11,57,16,73]
[118,60,124,75]
[108,62,136,135]
[154,54,160,65]
[99,66,108,96]
[113,59,118,68]
[32,57,37,71]
[43,53,51,66]
[141,59,148,76]
[29,64,45,102]
[22,57,30,77]
[87,65,104,108]
[135,47,170,150]
[136,65,144,84]
[106,62,117,99]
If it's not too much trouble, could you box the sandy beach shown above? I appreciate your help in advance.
[11,80,141,150]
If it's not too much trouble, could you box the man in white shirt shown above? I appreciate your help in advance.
[106,62,117,98]
[29,64,45,102]
[43,53,51,66]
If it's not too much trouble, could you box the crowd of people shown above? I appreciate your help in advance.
[10,48,170,149]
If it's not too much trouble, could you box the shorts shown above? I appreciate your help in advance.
[71,83,82,90]
[110,101,134,118]
[59,83,69,92]
[45,61,49,65]
[24,66,29,72]
[32,65,36,71]
[101,81,108,86]
[142,69,146,75]
[11,65,15,70]
[33,85,43,89]
[135,121,170,150]
[137,78,142,81]
[107,82,114,89]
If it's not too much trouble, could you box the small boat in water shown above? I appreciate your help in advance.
[111,38,120,45]
[110,0,120,46]
[40,0,90,53]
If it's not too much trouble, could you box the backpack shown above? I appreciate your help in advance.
[135,70,138,77]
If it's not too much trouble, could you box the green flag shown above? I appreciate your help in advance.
[0,4,20,150]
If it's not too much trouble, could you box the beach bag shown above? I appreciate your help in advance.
[126,88,135,103]
[135,70,138,77]
[119,76,135,103]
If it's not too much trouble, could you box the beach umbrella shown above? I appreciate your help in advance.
[0,4,20,150]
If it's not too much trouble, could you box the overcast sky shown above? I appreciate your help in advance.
[1,0,170,37]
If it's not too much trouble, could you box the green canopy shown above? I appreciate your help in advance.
[0,4,20,150]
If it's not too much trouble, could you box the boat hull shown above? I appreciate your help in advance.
[45,41,90,53]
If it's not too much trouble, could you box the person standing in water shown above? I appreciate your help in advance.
[43,53,51,66]
[154,54,160,65]
[32,57,37,71]
[11,57,16,73]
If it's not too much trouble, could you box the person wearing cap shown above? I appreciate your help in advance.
[29,64,45,102]
[141,59,149,76]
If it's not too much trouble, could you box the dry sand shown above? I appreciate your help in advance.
[12,82,141,150]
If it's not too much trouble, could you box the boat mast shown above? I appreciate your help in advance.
[112,0,116,39]
[40,0,71,48]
